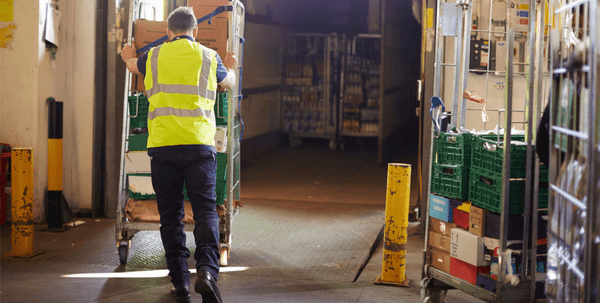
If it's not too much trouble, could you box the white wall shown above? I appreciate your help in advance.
[240,22,285,139]
[0,0,95,222]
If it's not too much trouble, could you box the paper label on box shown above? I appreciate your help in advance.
[433,198,446,206]
[434,206,443,212]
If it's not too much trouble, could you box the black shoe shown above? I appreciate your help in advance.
[170,285,191,303]
[195,270,222,303]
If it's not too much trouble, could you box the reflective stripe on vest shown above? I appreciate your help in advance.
[145,45,217,100]
[148,106,215,123]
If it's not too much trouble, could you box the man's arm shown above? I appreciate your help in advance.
[218,52,238,90]
[120,43,142,75]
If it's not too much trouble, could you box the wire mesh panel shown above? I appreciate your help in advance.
[546,0,598,302]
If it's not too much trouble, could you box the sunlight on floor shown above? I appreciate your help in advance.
[61,267,248,278]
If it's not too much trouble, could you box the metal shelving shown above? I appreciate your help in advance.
[281,33,340,150]
[338,34,382,150]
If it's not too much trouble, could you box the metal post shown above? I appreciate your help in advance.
[5,148,42,258]
[498,28,515,290]
[375,163,411,287]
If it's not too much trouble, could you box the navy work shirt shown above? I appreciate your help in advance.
[139,35,229,156]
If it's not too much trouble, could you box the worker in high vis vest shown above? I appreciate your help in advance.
[120,6,237,303]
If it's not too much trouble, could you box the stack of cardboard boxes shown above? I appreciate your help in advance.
[428,192,548,296]
[131,0,231,92]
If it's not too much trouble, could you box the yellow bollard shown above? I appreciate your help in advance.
[5,148,42,258]
[375,163,411,287]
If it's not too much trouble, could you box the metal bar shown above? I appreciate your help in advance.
[551,125,590,140]
[584,1,598,301]
[555,0,589,14]
[520,0,539,280]
[451,3,463,129]
[459,2,472,129]
[427,267,497,302]
[550,184,587,210]
[498,28,515,291]
[441,63,456,67]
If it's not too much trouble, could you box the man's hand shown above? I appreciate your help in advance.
[222,51,238,71]
[120,43,137,63]
[120,43,141,74]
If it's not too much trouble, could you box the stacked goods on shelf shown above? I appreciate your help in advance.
[429,132,549,288]
[282,85,325,134]
[341,56,379,134]
[282,36,326,135]
[125,92,229,206]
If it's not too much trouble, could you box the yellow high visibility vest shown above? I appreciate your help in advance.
[144,38,219,148]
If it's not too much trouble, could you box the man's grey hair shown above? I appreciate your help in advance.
[167,6,197,33]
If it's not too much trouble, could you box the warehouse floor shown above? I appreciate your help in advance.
[1,139,482,302]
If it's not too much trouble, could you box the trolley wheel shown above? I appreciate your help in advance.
[328,139,337,151]
[118,244,129,265]
[289,136,302,147]
[219,247,229,267]
[423,289,446,303]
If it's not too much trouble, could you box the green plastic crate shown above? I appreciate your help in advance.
[431,163,470,200]
[216,152,227,181]
[471,136,531,178]
[127,173,156,199]
[128,95,150,117]
[434,132,474,166]
[215,92,228,126]
[128,95,150,128]
[128,133,148,151]
[216,180,227,205]
[469,167,550,214]
[469,168,526,214]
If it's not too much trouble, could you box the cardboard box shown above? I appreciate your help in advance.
[429,216,457,237]
[450,257,490,284]
[429,231,451,253]
[131,19,169,92]
[133,19,168,51]
[469,205,486,237]
[452,209,469,229]
[188,0,230,59]
[429,247,451,273]
[451,228,489,266]
[125,151,151,174]
[215,126,227,152]
[429,194,453,223]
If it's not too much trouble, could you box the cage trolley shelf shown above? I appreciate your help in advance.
[115,0,245,267]
[421,0,554,301]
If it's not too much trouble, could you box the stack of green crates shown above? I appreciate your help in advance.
[431,132,474,200]
[469,135,549,214]
[214,92,228,206]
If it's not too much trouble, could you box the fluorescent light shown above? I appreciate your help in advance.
[61,267,248,279]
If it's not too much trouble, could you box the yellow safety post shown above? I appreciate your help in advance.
[375,163,411,287]
[5,148,42,258]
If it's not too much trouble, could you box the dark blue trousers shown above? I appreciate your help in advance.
[149,148,220,288]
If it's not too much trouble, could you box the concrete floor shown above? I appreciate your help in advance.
[1,139,483,302]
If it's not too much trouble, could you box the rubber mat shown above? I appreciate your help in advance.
[60,199,384,283]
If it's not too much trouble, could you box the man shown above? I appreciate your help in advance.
[120,6,237,303]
